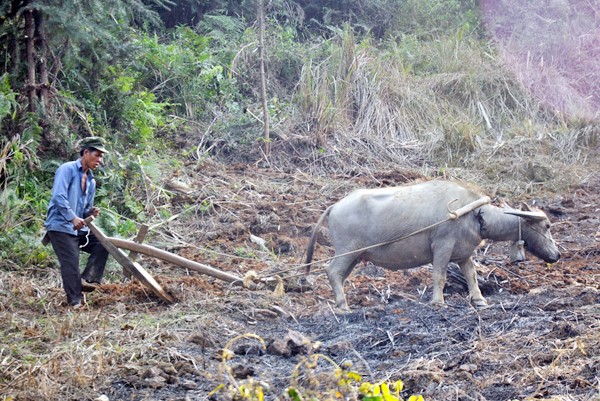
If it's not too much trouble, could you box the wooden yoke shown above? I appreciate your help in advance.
[448,196,491,220]
[84,216,174,303]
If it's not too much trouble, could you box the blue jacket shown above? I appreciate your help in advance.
[44,159,96,235]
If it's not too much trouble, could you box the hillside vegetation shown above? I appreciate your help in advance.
[1,0,599,256]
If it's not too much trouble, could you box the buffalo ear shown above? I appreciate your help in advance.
[519,202,532,212]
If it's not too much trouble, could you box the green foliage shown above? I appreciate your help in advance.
[266,20,307,87]
[130,27,237,119]
[197,13,247,48]
[234,246,257,259]
[32,0,162,69]
[0,74,19,123]
[296,0,403,38]
[97,65,173,148]
[386,24,484,77]
[92,148,177,239]
[396,0,480,40]
[0,135,49,268]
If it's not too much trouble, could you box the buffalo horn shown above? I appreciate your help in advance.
[503,210,546,220]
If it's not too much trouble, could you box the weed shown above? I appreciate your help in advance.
[209,334,424,401]
[234,247,257,259]
[286,355,424,401]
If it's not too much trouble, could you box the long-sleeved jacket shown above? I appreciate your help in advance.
[44,159,96,235]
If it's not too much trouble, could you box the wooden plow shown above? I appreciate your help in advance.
[84,216,246,303]
[82,195,492,304]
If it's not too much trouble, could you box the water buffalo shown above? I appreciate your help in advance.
[305,180,560,311]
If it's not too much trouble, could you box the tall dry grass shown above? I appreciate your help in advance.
[482,0,600,121]
[286,24,599,192]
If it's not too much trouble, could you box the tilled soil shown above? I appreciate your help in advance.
[97,161,599,401]
[5,161,598,401]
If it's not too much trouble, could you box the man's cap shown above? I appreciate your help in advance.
[80,136,109,154]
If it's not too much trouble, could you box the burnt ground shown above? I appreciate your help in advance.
[4,161,598,401]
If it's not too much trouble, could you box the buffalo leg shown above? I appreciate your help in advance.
[326,254,359,311]
[431,247,453,305]
[458,257,487,307]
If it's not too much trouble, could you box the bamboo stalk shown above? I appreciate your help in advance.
[257,0,270,156]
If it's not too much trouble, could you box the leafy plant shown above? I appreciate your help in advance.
[0,135,49,268]
[234,247,257,259]
[92,148,177,238]
[396,0,480,40]
[287,355,424,401]
[98,66,174,149]
[129,27,240,120]
[0,74,18,124]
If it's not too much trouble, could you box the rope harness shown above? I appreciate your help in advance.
[511,217,526,263]
[79,230,90,249]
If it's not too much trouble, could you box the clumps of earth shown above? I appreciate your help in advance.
[75,164,600,400]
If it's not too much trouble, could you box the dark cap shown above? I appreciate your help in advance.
[79,136,109,154]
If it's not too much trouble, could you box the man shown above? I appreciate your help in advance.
[44,136,110,308]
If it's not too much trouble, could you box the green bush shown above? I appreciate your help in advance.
[0,74,18,124]
[0,135,49,268]
[396,0,480,40]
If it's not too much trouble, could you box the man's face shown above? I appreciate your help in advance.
[83,149,104,170]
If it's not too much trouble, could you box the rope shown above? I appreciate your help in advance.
[79,230,90,249]
[258,196,492,282]
[258,216,455,281]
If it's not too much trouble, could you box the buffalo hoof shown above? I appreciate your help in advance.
[430,301,447,310]
[471,298,488,308]
[333,305,352,315]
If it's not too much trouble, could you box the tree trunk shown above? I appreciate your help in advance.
[34,9,49,113]
[257,0,271,156]
[7,1,23,79]
[24,9,37,113]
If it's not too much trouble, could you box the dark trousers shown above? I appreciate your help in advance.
[48,230,109,305]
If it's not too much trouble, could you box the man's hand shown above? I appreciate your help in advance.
[71,216,86,230]
[90,207,101,217]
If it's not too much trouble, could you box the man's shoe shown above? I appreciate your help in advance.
[81,279,99,292]
[70,301,82,309]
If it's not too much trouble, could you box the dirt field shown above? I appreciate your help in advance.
[1,160,599,401]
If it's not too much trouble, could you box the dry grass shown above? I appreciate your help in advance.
[0,269,194,400]
[4,265,598,400]
[482,0,600,121]
[277,26,600,190]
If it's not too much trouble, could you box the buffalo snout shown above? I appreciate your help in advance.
[546,251,560,263]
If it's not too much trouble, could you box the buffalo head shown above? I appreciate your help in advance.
[504,206,560,263]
